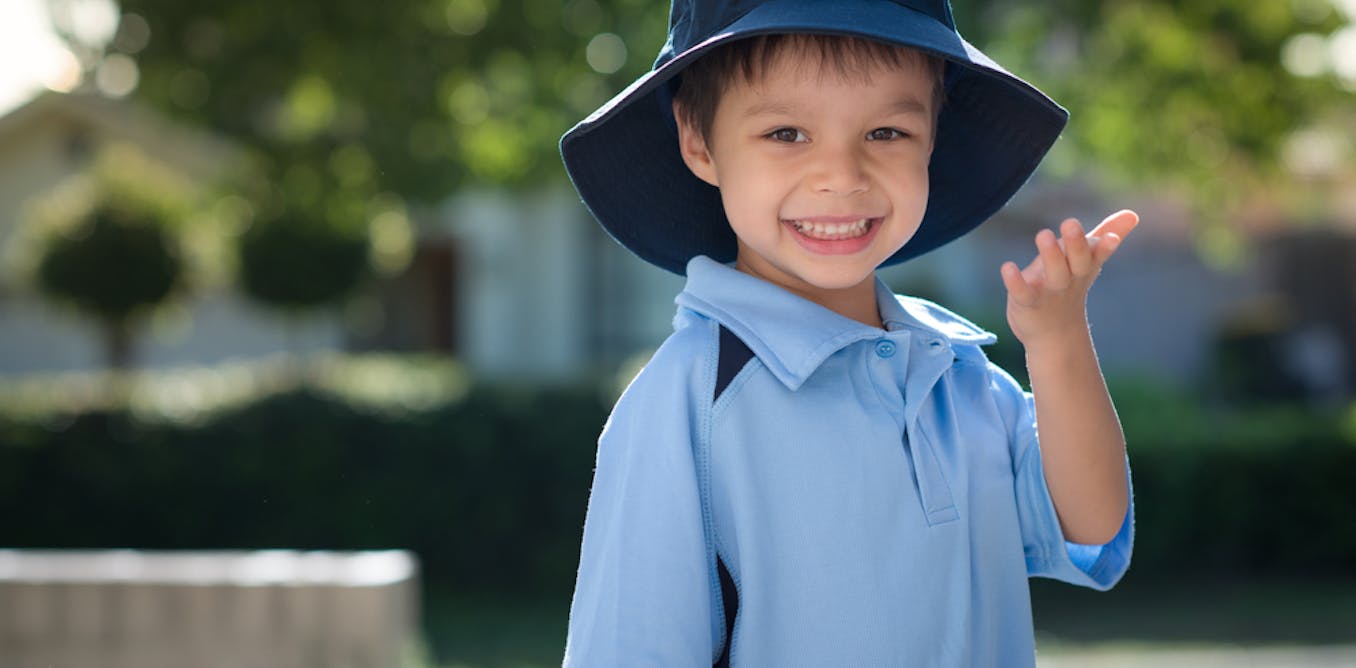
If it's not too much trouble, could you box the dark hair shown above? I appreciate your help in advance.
[673,33,947,142]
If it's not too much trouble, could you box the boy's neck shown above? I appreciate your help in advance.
[733,260,885,330]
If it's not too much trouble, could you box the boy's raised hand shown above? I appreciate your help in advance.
[1000,209,1139,350]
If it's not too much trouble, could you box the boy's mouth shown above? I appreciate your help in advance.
[785,218,877,241]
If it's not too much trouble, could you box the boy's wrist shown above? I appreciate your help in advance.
[1019,320,1094,363]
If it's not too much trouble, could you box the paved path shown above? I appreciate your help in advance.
[1038,645,1356,667]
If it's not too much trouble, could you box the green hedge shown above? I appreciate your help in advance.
[1114,381,1356,576]
[0,385,606,597]
[2,372,1353,596]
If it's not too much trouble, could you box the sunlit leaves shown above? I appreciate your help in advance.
[114,0,667,204]
[103,0,1351,253]
[275,74,338,143]
[957,0,1353,233]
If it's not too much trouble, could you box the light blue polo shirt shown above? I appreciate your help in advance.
[564,256,1133,667]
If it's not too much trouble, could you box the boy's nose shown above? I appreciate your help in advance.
[809,144,870,195]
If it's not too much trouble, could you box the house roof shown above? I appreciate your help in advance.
[0,90,243,182]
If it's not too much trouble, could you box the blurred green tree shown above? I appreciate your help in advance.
[236,215,369,312]
[45,0,668,321]
[37,207,180,369]
[80,0,668,200]
[950,0,1354,257]
[25,145,195,369]
[49,0,1354,257]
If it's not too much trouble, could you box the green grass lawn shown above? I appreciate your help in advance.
[420,576,1356,667]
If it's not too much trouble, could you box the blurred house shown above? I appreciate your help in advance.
[370,187,683,381]
[0,91,344,374]
[2,91,1345,398]
[0,91,680,381]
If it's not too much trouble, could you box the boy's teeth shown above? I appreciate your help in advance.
[791,219,871,240]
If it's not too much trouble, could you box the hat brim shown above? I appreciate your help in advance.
[562,0,1068,275]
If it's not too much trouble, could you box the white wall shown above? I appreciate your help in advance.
[439,187,686,382]
[444,188,593,381]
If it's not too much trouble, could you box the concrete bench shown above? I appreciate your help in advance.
[0,549,421,668]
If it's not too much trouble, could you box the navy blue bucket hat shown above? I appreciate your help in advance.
[561,0,1067,275]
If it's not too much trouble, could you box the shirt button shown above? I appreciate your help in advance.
[874,340,897,358]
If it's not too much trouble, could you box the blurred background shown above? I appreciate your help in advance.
[0,0,1354,665]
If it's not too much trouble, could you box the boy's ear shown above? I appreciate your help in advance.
[673,100,720,187]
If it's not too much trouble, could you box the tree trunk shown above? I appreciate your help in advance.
[103,318,135,370]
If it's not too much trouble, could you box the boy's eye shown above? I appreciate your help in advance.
[867,128,908,141]
[767,128,807,143]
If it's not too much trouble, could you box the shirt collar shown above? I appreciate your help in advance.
[676,256,996,390]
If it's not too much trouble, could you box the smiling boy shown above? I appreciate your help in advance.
[560,2,1135,666]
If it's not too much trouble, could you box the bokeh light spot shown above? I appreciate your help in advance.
[279,74,338,141]
[63,0,120,47]
[1283,128,1345,178]
[586,33,627,74]
[445,0,488,36]
[95,53,139,97]
[446,79,490,124]
[1282,33,1329,77]
[1329,25,1356,84]
[369,209,414,275]
[113,12,151,54]
[38,48,83,93]
[462,119,531,180]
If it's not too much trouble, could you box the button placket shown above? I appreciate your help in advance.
[899,335,960,526]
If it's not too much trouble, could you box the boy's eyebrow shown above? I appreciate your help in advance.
[738,96,931,119]
[890,96,931,115]
[739,100,798,118]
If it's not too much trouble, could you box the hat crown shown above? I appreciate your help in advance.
[665,0,956,61]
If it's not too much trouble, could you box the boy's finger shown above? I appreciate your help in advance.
[1091,232,1124,265]
[1036,228,1070,289]
[1062,218,1092,276]
[1020,255,1045,285]
[1001,261,1036,305]
[1089,209,1139,242]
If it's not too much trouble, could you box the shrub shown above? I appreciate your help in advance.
[0,369,605,597]
[1,366,1352,596]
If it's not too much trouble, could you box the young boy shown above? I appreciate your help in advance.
[560,1,1135,665]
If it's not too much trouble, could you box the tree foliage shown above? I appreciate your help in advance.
[237,217,369,311]
[37,204,181,323]
[24,145,195,368]
[953,0,1355,221]
[54,0,1356,237]
[101,0,668,204]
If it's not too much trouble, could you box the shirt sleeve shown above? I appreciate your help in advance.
[563,329,717,666]
[989,363,1134,591]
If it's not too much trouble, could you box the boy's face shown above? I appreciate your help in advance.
[677,45,935,298]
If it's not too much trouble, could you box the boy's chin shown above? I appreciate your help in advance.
[798,269,879,293]
[735,247,883,295]
[771,262,881,294]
